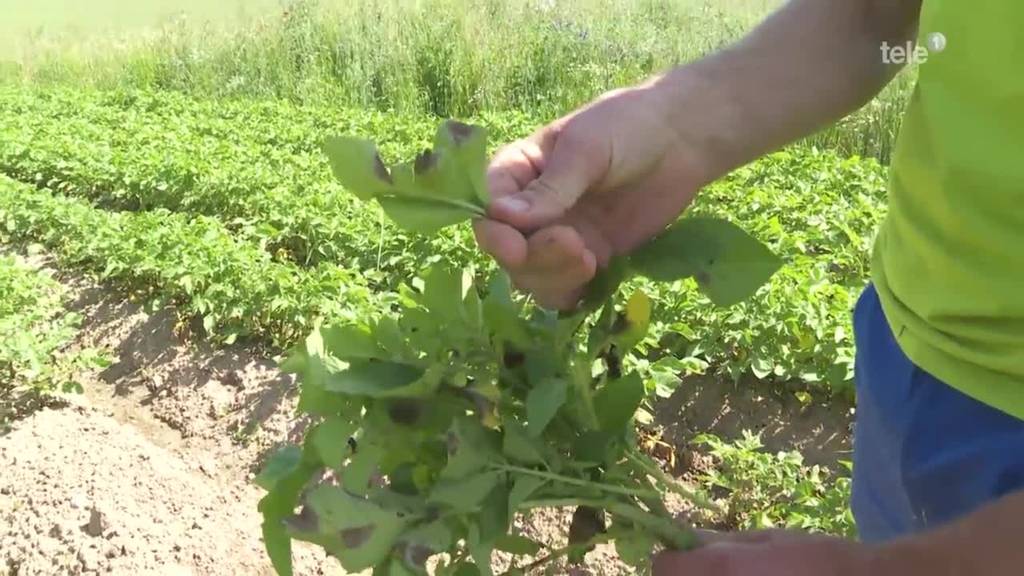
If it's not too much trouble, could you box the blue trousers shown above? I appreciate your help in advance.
[851,285,1024,542]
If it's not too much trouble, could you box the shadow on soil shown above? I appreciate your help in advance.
[655,374,855,470]
[61,273,308,466]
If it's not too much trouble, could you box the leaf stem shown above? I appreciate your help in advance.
[492,463,661,500]
[381,191,487,216]
[625,448,719,512]
[518,498,697,551]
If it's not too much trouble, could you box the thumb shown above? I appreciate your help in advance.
[489,133,606,230]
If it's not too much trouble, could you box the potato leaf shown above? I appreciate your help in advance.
[290,486,408,572]
[593,372,645,432]
[323,136,394,201]
[324,125,489,235]
[526,377,568,437]
[629,217,782,307]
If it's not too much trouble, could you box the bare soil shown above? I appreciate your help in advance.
[1,251,853,576]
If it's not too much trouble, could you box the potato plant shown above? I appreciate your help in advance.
[256,122,781,574]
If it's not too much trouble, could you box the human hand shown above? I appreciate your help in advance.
[473,84,709,310]
[652,529,873,576]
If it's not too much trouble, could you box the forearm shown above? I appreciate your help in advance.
[648,0,921,184]
[872,489,1024,576]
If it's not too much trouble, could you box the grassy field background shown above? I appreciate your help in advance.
[1,0,911,162]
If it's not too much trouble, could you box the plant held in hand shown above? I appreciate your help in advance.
[256,122,782,575]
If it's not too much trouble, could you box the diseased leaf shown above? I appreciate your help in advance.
[324,123,489,234]
[441,416,500,480]
[291,485,408,572]
[323,136,393,201]
[568,506,606,562]
[435,120,489,205]
[629,217,782,307]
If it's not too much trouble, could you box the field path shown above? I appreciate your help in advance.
[0,251,339,576]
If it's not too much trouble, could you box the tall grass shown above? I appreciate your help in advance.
[4,0,911,161]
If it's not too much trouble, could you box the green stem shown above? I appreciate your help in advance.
[492,463,661,500]
[519,498,698,551]
[382,191,487,216]
[625,448,719,512]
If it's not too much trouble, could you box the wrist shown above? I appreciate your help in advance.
[644,63,744,188]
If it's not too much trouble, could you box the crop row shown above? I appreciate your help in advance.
[0,251,98,418]
[0,88,888,392]
[0,175,379,349]
[0,88,532,279]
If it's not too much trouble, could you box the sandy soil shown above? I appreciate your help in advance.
[0,250,852,576]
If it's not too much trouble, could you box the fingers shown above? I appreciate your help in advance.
[486,139,546,200]
[513,226,597,310]
[473,219,527,270]
[651,532,865,576]
[490,125,608,232]
[475,222,596,310]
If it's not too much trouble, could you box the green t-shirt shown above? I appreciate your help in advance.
[873,1,1024,420]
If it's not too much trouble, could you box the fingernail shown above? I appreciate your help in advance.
[494,196,530,214]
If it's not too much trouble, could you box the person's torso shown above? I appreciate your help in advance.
[872,0,1024,420]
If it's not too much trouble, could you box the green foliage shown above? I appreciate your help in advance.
[0,252,108,425]
[0,88,528,275]
[693,432,855,537]
[0,88,887,393]
[257,123,781,574]
[0,175,377,348]
[264,266,711,574]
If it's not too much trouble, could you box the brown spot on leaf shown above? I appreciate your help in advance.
[286,505,319,533]
[568,506,606,563]
[695,270,711,286]
[502,349,525,369]
[388,399,423,426]
[445,120,474,144]
[341,525,374,548]
[414,150,437,175]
